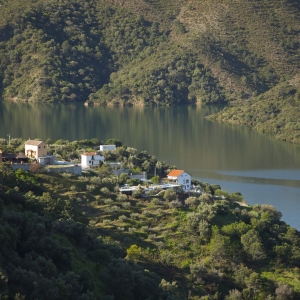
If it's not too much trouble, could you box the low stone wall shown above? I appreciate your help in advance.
[130,173,147,180]
[11,164,31,171]
[112,169,130,176]
[45,165,82,175]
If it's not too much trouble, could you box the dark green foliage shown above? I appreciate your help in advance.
[0,0,112,102]
[1,139,300,299]
[211,79,300,143]
[105,139,122,147]
[0,0,300,143]
[89,50,226,106]
[0,156,181,299]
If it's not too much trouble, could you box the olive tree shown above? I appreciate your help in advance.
[241,229,266,261]
[163,189,177,202]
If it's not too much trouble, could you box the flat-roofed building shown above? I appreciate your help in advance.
[100,145,116,152]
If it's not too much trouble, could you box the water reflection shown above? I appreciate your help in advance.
[1,101,300,227]
[1,101,300,171]
[2,101,300,170]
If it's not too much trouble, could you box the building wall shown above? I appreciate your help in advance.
[38,156,55,166]
[25,142,47,159]
[168,172,191,190]
[11,163,82,175]
[112,169,130,176]
[177,172,191,190]
[81,154,105,168]
[46,165,82,175]
[130,173,147,180]
[100,145,116,152]
[11,164,31,172]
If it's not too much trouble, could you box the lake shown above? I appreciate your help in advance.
[1,101,300,228]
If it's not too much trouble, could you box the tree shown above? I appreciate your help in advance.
[30,163,41,174]
[197,202,216,222]
[119,173,129,184]
[241,229,266,261]
[142,160,151,172]
[209,227,231,270]
[199,193,214,204]
[132,189,143,199]
[97,164,112,179]
[275,282,293,300]
[198,220,211,240]
[105,139,122,147]
[185,196,199,208]
[163,189,177,202]
[0,162,15,186]
[86,185,95,193]
[243,272,262,299]
[151,176,160,184]
[126,244,141,261]
[186,212,201,232]
[46,138,52,145]
[225,289,243,300]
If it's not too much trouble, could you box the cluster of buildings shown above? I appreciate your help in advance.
[1,139,195,192]
[119,169,193,195]
[0,139,109,175]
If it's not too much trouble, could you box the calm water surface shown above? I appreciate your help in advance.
[1,101,300,228]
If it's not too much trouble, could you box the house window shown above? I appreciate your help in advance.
[186,180,189,184]
[89,160,91,164]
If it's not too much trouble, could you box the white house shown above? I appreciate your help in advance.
[81,152,105,168]
[167,170,192,191]
[100,145,116,152]
[25,140,47,159]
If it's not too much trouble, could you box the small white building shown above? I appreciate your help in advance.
[81,152,105,168]
[167,170,192,191]
[25,140,47,159]
[100,144,116,152]
[38,156,55,166]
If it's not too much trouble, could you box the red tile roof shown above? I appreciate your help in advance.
[82,152,97,156]
[167,170,185,177]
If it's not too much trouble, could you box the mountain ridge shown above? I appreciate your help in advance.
[0,0,299,142]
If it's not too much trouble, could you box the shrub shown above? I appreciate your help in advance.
[117,194,128,202]
[185,196,199,208]
[163,189,177,201]
[104,199,114,205]
[118,215,127,222]
[132,190,143,199]
[121,202,131,209]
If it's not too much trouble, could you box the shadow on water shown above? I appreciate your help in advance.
[1,101,300,228]
[196,170,300,188]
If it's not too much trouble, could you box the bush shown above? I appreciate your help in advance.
[132,190,143,199]
[121,202,131,209]
[163,189,177,202]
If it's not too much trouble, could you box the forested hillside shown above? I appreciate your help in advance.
[0,0,300,141]
[1,138,300,299]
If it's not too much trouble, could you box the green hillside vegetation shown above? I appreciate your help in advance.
[1,139,300,299]
[0,0,300,141]
[209,76,300,143]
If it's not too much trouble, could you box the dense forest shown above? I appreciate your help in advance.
[1,138,300,299]
[0,0,299,142]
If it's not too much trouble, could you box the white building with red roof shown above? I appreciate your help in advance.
[81,152,105,169]
[167,170,192,191]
